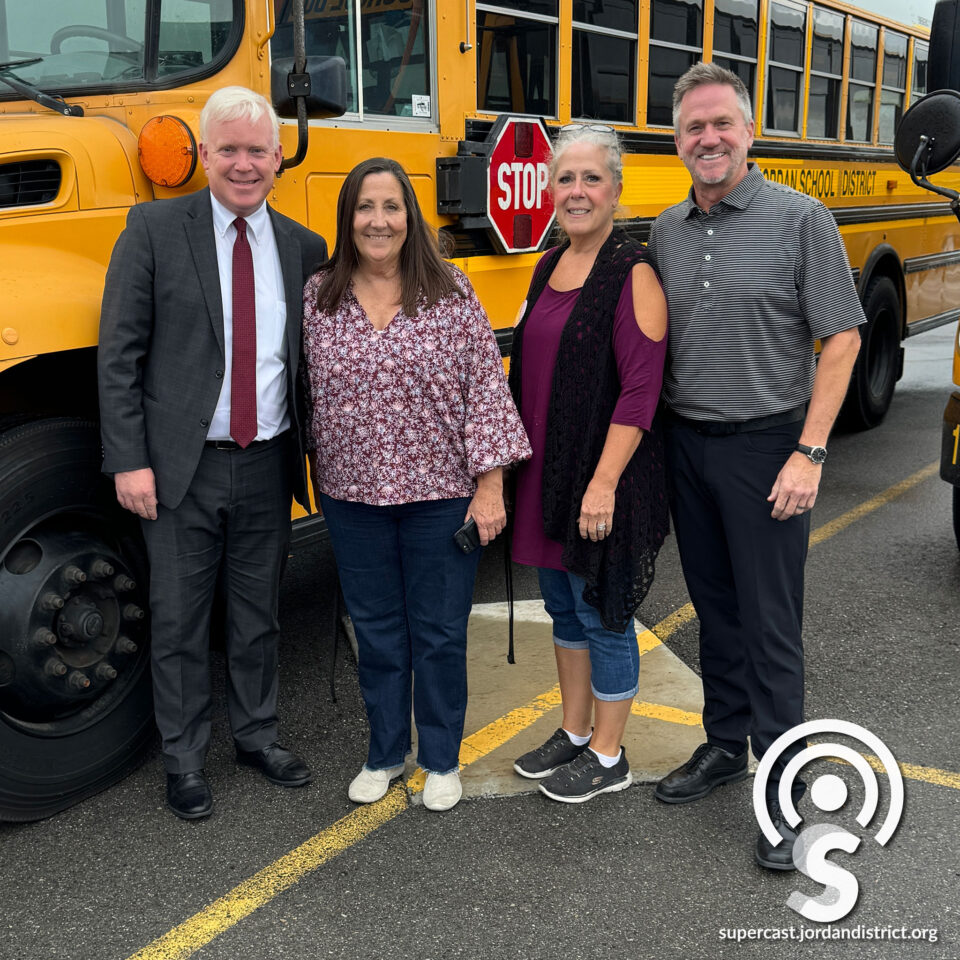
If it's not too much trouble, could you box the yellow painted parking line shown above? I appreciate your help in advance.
[127,461,944,960]
[848,752,960,792]
[637,628,662,655]
[632,701,703,726]
[808,461,939,546]
[127,786,408,960]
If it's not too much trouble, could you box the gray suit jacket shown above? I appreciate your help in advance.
[98,188,327,510]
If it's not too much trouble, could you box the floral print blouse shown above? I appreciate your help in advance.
[302,266,531,505]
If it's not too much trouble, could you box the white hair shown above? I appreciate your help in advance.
[199,86,280,148]
[549,125,623,186]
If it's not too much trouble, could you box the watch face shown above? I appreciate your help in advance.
[798,444,827,463]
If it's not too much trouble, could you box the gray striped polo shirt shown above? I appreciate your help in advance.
[647,164,865,422]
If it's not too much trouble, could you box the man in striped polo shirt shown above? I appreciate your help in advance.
[647,62,864,871]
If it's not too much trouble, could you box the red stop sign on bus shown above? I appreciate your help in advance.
[486,117,555,254]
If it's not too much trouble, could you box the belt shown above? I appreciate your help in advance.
[204,430,290,451]
[667,404,806,436]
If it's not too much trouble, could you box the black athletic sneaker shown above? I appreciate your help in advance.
[513,728,590,779]
[538,747,632,803]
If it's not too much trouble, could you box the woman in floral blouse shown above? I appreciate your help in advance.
[303,158,531,812]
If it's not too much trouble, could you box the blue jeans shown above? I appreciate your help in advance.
[537,567,639,701]
[320,494,481,774]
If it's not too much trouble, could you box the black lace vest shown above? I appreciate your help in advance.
[509,232,670,632]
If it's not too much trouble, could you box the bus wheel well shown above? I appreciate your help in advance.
[0,349,99,425]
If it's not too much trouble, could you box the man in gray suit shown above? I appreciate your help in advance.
[98,87,325,819]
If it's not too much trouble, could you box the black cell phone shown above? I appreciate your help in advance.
[453,517,481,554]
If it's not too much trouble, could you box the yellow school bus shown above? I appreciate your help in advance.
[2,0,959,821]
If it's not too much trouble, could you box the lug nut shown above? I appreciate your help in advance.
[95,662,118,680]
[44,658,67,677]
[67,671,91,691]
[39,592,65,611]
[90,559,115,579]
[33,628,57,648]
[115,636,138,654]
[113,575,136,592]
[63,565,87,585]
[122,604,145,621]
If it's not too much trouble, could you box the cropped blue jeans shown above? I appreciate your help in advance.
[537,567,639,701]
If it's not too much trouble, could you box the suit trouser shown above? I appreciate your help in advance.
[665,419,809,800]
[141,435,293,774]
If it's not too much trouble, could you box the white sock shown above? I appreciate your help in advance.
[563,728,591,747]
[589,747,622,768]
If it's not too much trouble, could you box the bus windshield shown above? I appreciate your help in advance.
[0,0,235,92]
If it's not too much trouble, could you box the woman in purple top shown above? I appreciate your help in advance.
[303,159,531,812]
[508,125,670,803]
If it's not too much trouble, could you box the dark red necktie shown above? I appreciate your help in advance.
[231,217,257,448]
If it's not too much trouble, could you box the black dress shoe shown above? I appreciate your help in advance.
[755,800,799,871]
[166,771,213,820]
[654,742,748,803]
[236,743,312,787]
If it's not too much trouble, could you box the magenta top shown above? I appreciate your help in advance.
[302,266,531,505]
[512,276,667,570]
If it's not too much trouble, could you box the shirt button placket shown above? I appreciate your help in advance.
[700,221,714,307]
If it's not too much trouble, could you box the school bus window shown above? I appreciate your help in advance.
[647,0,703,126]
[476,1,559,116]
[712,0,758,108]
[765,1,806,135]
[807,7,843,139]
[572,0,638,123]
[846,20,877,142]
[1,0,147,87]
[911,39,928,103]
[275,0,358,112]
[359,3,430,116]
[274,0,430,119]
[158,0,233,78]
[878,31,907,144]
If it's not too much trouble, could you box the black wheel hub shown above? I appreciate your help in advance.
[0,522,148,723]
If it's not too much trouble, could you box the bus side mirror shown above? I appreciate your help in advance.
[894,90,960,186]
[271,56,348,120]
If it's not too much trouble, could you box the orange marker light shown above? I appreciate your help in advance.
[138,116,197,187]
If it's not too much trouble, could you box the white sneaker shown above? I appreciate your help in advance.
[423,770,462,811]
[348,764,405,803]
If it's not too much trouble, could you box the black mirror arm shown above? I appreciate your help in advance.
[909,134,960,221]
[279,0,309,174]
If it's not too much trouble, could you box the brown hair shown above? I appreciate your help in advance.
[314,158,459,317]
[672,61,753,128]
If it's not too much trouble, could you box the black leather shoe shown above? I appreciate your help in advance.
[236,743,312,787]
[166,771,213,820]
[654,742,748,803]
[755,800,799,871]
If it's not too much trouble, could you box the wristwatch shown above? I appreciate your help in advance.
[797,443,828,464]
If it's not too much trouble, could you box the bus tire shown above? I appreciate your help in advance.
[842,276,901,430]
[953,485,960,552]
[0,419,155,822]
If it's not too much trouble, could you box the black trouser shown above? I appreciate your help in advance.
[665,416,809,801]
[141,434,293,774]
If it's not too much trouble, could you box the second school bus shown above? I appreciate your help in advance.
[1,0,959,821]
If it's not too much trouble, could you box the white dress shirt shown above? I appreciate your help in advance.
[207,193,289,441]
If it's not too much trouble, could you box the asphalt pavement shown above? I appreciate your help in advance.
[1,325,958,960]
